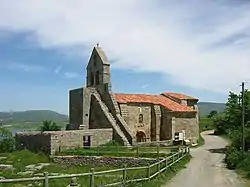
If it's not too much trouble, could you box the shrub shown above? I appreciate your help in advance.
[0,127,15,152]
[40,120,61,132]
[225,145,243,170]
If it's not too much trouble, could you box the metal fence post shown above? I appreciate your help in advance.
[157,161,160,173]
[123,164,127,185]
[44,172,49,187]
[90,168,95,187]
[136,144,139,156]
[147,163,151,181]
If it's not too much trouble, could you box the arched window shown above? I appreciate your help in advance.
[95,71,100,85]
[90,72,94,86]
[139,114,143,123]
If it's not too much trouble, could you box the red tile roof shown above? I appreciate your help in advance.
[161,92,198,100]
[114,93,195,112]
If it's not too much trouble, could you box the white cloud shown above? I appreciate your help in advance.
[64,72,79,79]
[7,62,46,73]
[141,84,149,89]
[54,65,62,74]
[0,0,250,93]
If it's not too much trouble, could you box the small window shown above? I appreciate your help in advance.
[139,114,143,123]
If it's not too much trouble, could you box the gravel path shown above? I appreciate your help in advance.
[164,130,245,187]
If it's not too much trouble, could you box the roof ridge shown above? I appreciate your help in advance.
[114,93,195,112]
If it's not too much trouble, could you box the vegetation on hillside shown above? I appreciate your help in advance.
[39,120,61,132]
[212,91,250,179]
[0,110,68,124]
[198,102,226,117]
[199,117,214,132]
[0,127,15,152]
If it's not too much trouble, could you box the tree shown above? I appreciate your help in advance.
[40,120,61,132]
[65,123,70,130]
[207,110,218,118]
[213,91,250,135]
[213,90,250,174]
[0,127,15,152]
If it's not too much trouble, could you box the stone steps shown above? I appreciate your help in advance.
[92,93,131,146]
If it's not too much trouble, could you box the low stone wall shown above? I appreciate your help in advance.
[15,129,113,155]
[53,155,159,167]
[15,132,51,153]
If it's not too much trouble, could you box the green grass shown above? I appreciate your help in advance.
[57,140,173,158]
[198,134,205,147]
[127,154,191,187]
[0,149,190,187]
[58,146,171,158]
[199,118,214,132]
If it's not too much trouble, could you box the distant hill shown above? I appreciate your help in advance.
[197,102,227,117]
[0,110,68,123]
[0,103,225,123]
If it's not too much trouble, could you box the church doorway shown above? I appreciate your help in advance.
[136,131,146,142]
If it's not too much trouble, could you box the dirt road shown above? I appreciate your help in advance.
[164,130,245,187]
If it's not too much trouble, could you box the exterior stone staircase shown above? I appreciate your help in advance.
[92,92,131,146]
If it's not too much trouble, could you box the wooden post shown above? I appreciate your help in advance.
[147,163,151,181]
[157,145,159,158]
[90,168,95,187]
[44,172,49,187]
[165,157,168,168]
[97,145,99,156]
[123,164,127,185]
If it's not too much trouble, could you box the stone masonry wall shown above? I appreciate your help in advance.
[89,95,112,129]
[69,87,83,130]
[15,129,113,155]
[15,132,51,154]
[160,108,173,140]
[50,129,113,154]
[125,103,152,141]
[171,112,199,144]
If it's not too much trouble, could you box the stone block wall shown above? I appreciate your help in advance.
[15,132,51,153]
[124,103,152,141]
[15,129,113,155]
[160,109,173,140]
[172,112,199,143]
[89,95,112,129]
[69,87,83,129]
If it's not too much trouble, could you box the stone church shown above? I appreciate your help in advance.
[69,45,199,146]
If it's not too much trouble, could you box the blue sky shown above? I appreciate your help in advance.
[0,0,250,114]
